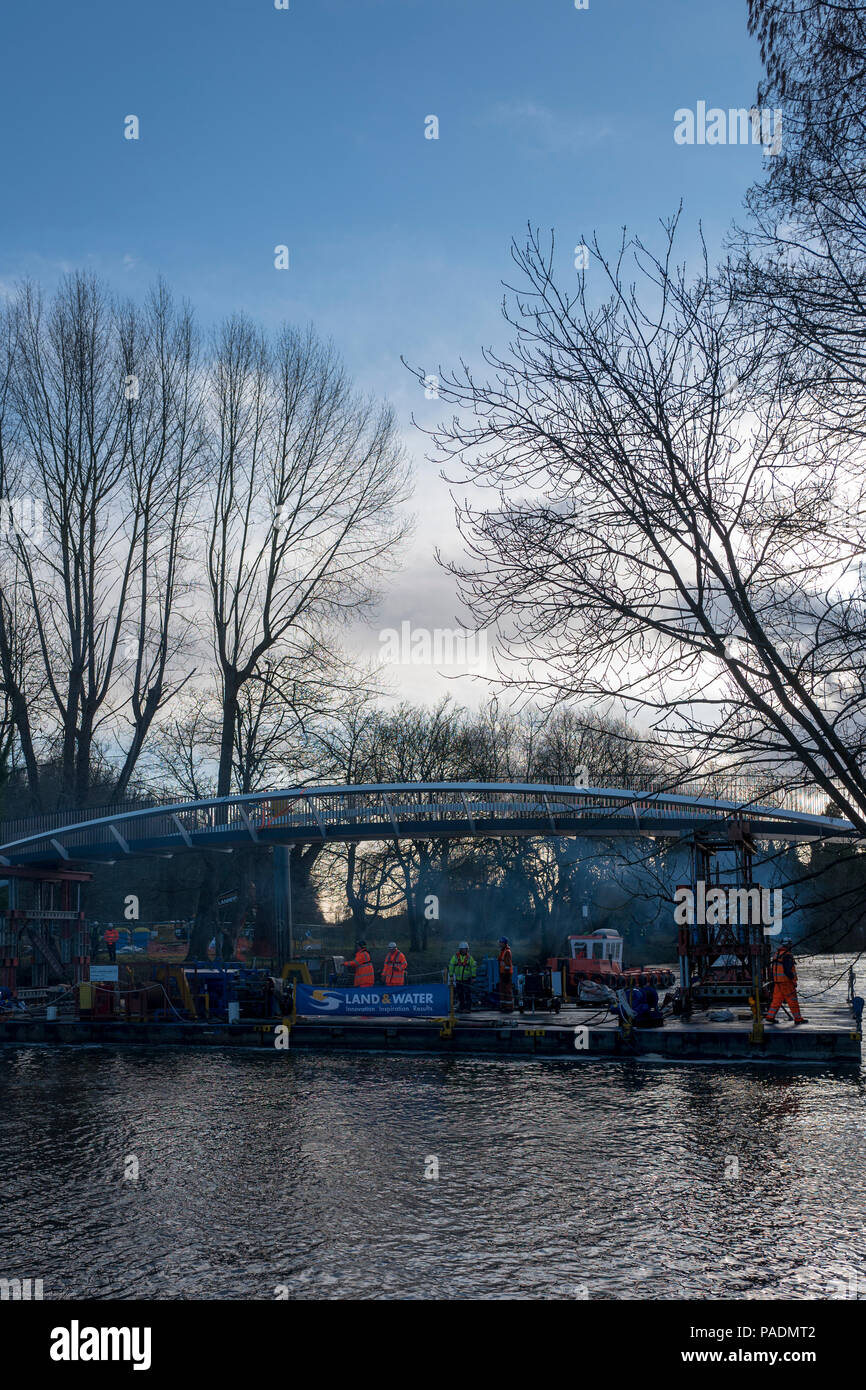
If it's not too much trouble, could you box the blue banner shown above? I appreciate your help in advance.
[295,983,451,1018]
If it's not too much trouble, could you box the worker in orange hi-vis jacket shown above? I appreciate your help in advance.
[344,941,374,988]
[382,942,407,986]
[765,939,808,1024]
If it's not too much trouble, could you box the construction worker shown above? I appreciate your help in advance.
[344,940,375,988]
[382,941,407,986]
[104,924,120,964]
[448,942,476,1011]
[765,938,808,1025]
[498,936,514,1014]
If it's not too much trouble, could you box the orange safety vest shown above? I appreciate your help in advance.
[498,946,513,976]
[382,950,407,986]
[772,948,796,985]
[104,928,120,945]
[348,949,374,987]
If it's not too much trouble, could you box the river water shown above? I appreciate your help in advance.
[1,958,864,1301]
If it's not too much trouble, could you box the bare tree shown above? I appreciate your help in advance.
[415,221,866,831]
[0,300,50,801]
[205,318,411,799]
[0,274,203,809]
[733,2,866,415]
[148,691,219,802]
[112,281,206,797]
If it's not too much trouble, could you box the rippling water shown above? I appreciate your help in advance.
[1,959,864,1300]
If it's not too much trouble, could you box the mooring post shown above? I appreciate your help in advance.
[439,982,457,1039]
[749,989,765,1045]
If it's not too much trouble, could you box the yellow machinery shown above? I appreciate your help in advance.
[280,961,312,986]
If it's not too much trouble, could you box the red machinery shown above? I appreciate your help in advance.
[547,928,675,998]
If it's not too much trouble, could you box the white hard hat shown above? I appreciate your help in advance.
[388,941,397,950]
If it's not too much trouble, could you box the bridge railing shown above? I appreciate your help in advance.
[0,772,834,843]
[0,778,852,867]
[0,792,183,843]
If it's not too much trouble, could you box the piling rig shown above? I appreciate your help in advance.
[677,822,772,1008]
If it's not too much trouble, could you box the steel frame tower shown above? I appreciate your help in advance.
[0,865,92,991]
[677,822,772,1006]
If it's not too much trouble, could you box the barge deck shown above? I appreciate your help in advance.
[0,1000,859,1064]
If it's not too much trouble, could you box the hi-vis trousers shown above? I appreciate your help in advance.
[766,978,804,1022]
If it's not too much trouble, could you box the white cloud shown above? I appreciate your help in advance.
[483,100,616,154]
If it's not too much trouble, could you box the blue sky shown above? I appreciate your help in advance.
[0,0,771,702]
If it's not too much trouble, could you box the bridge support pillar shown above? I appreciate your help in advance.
[0,875,19,991]
[272,845,293,969]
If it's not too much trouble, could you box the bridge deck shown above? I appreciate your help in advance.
[0,782,856,865]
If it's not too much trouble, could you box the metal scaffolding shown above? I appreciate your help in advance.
[677,823,771,1005]
[0,865,92,992]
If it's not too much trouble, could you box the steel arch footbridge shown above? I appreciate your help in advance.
[0,783,856,867]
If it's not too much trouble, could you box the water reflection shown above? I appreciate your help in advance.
[1,963,864,1300]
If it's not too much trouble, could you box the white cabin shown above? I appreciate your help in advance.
[567,928,624,966]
